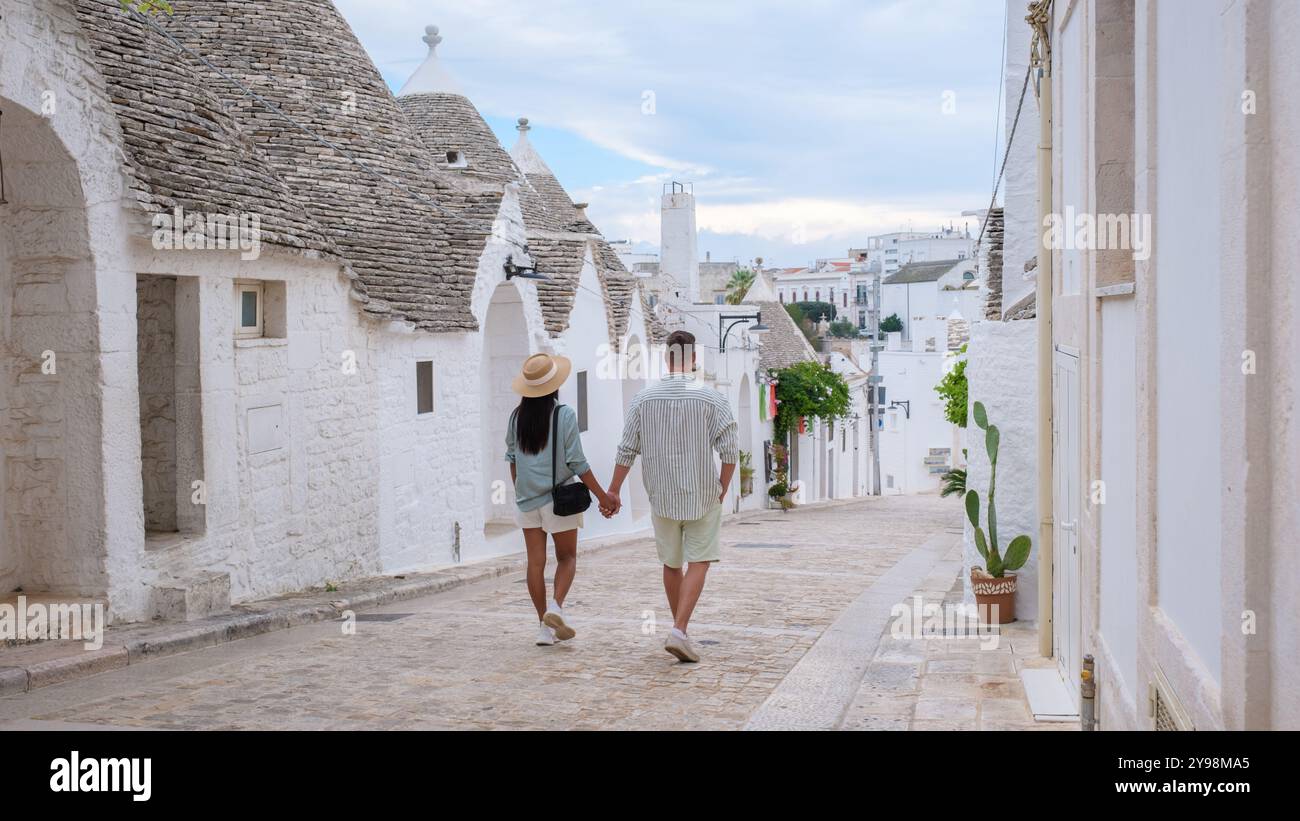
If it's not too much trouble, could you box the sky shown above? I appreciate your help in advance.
[336,0,1007,268]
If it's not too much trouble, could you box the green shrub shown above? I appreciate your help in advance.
[935,353,968,427]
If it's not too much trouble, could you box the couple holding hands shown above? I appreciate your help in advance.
[505,331,737,663]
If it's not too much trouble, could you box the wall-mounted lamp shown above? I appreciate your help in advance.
[888,399,911,419]
[503,254,549,281]
[718,311,768,353]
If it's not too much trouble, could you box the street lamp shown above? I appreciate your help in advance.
[503,254,550,281]
[718,311,768,353]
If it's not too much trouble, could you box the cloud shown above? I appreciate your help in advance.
[339,0,1004,265]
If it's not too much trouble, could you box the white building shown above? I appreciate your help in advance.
[880,258,980,341]
[866,225,974,275]
[827,351,874,499]
[771,255,874,331]
[873,313,967,496]
[608,240,659,276]
[965,0,1300,731]
[0,5,654,622]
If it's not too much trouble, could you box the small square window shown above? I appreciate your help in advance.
[446,150,467,168]
[416,361,434,415]
[576,370,588,432]
[235,281,263,338]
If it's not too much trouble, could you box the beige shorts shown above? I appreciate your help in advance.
[515,501,584,534]
[652,503,723,568]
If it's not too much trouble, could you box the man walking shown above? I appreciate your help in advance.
[605,330,737,663]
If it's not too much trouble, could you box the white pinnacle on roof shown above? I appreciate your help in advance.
[397,25,463,97]
[741,270,778,302]
[510,117,557,176]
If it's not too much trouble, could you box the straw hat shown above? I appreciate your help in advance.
[510,352,572,398]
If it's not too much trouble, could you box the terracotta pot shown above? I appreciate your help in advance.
[971,570,1017,624]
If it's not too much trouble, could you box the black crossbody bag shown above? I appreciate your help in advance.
[550,404,592,516]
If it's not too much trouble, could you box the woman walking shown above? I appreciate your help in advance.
[506,353,617,646]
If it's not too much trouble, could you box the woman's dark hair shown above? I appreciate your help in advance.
[515,391,558,455]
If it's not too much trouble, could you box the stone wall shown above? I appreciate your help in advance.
[136,275,177,532]
[134,249,384,609]
[1,0,137,602]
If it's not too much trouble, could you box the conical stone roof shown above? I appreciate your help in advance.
[72,0,501,332]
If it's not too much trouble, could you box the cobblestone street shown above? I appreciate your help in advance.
[0,495,1057,731]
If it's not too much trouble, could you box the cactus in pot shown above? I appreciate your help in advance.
[965,401,1032,622]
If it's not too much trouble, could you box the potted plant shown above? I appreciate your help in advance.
[738,451,754,497]
[766,444,799,510]
[965,401,1032,624]
[767,480,799,510]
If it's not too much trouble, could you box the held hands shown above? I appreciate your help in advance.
[599,489,622,518]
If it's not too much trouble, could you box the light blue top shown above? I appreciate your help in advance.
[505,404,591,512]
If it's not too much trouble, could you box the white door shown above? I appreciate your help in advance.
[1053,347,1082,703]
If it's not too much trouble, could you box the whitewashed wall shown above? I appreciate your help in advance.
[0,0,140,613]
[999,0,1041,312]
[881,281,942,341]
[876,338,950,495]
[555,250,645,540]
[962,319,1039,618]
[1151,2,1223,686]
[1098,295,1138,714]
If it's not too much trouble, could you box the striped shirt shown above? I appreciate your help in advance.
[616,373,738,521]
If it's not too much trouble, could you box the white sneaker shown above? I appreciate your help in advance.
[543,603,576,641]
[535,622,556,646]
[665,631,700,663]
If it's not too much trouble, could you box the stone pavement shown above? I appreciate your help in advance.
[841,538,1079,731]
[0,494,1051,730]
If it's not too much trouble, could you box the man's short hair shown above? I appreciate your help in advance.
[666,330,696,369]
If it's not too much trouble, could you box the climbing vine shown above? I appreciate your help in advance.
[772,361,850,442]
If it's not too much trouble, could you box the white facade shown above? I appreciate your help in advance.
[963,0,1300,730]
[772,259,875,334]
[880,260,979,342]
[961,319,1039,621]
[998,2,1042,313]
[0,4,653,623]
[867,227,974,275]
[608,240,658,273]
[874,330,955,496]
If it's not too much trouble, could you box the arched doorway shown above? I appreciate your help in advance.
[0,98,103,599]
[621,335,648,520]
[479,283,530,534]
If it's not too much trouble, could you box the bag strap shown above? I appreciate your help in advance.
[550,404,561,489]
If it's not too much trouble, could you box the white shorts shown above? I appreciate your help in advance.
[514,501,584,534]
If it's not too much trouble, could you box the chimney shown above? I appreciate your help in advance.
[660,181,700,303]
